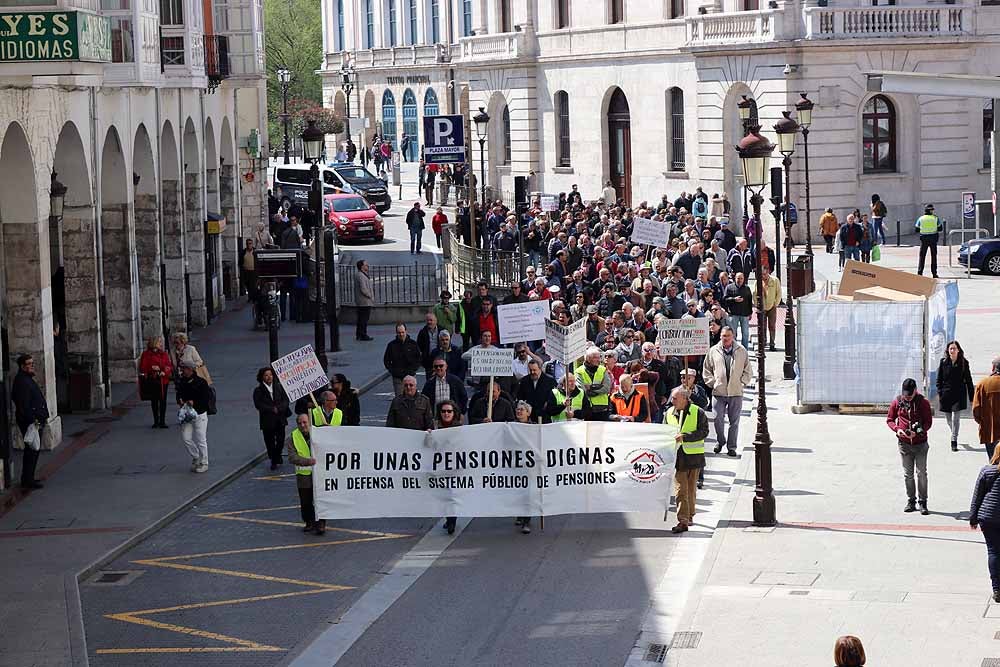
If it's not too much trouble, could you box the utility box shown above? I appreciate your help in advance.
[788,254,814,298]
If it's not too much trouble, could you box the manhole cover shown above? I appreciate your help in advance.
[85,570,143,586]
[671,632,702,649]
[18,518,75,530]
[752,571,820,586]
[643,643,668,663]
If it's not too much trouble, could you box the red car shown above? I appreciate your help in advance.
[323,193,384,243]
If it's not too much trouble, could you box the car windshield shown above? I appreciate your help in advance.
[275,169,311,185]
[332,197,369,213]
[335,166,377,183]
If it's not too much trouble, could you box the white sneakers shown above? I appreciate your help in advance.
[190,458,209,473]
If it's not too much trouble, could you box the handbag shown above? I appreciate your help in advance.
[871,245,881,262]
[23,423,40,451]
[139,375,161,401]
[207,385,218,415]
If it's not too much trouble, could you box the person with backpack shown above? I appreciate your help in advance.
[870,193,887,245]
[838,213,863,264]
[887,378,934,515]
[858,214,876,263]
[176,361,213,473]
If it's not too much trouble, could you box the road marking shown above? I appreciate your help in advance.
[95,505,413,656]
[0,526,134,539]
[252,472,297,481]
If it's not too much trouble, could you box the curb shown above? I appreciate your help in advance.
[67,370,389,667]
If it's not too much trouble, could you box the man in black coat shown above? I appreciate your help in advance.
[421,357,469,413]
[468,381,516,424]
[415,312,440,377]
[253,367,291,470]
[12,354,49,490]
[383,323,422,396]
[176,362,213,473]
[406,201,426,254]
[515,360,558,424]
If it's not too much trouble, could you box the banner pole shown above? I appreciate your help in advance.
[487,376,494,421]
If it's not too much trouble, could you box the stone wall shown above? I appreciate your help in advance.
[134,192,162,340]
[184,171,207,327]
[100,204,139,382]
[161,179,187,334]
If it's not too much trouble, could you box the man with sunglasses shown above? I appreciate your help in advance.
[421,357,468,414]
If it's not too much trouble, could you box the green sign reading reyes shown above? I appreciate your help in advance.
[0,11,111,62]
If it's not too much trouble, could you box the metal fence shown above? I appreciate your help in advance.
[336,262,445,306]
[449,230,526,291]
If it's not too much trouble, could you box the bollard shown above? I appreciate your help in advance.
[895,220,901,247]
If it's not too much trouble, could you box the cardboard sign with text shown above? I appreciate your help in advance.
[469,347,515,377]
[838,260,937,297]
[498,300,549,343]
[630,217,671,248]
[271,345,328,402]
[656,318,710,357]
[545,317,588,365]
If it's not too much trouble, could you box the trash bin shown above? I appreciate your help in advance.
[788,254,815,299]
[68,361,93,413]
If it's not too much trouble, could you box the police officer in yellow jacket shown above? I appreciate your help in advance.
[311,390,344,427]
[286,413,325,535]
[664,386,708,534]
[914,203,942,278]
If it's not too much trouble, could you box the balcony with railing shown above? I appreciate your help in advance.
[804,3,973,39]
[458,31,529,63]
[335,43,451,70]
[685,9,782,47]
[204,34,230,90]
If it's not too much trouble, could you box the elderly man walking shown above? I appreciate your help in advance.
[974,358,1000,460]
[386,375,434,430]
[702,326,752,456]
[664,386,708,534]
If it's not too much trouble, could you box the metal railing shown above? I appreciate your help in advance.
[204,34,230,90]
[336,262,445,306]
[948,227,989,275]
[449,229,527,291]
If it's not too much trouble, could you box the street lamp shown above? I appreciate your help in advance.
[277,67,292,164]
[302,119,331,369]
[795,92,815,257]
[473,106,490,254]
[735,123,777,528]
[50,171,67,219]
[341,67,355,161]
[737,95,756,224]
[774,110,800,382]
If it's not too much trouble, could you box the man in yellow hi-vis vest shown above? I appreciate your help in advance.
[311,391,344,427]
[576,347,612,421]
[286,413,325,535]
[663,386,708,534]
[914,203,942,278]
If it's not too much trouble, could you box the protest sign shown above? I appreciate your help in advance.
[630,217,670,248]
[469,347,514,377]
[540,194,558,212]
[656,318,710,356]
[498,300,548,343]
[545,317,587,364]
[311,422,674,519]
[271,345,328,402]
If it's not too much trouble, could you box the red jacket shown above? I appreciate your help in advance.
[432,212,448,235]
[139,349,173,386]
[887,393,933,445]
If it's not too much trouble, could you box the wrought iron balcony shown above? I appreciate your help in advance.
[204,34,230,91]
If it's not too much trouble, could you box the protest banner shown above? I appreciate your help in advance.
[630,217,670,248]
[271,345,328,402]
[540,194,558,212]
[656,318,710,357]
[545,317,587,364]
[311,422,674,519]
[498,300,549,343]
[469,347,514,377]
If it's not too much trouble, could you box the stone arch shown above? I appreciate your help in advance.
[484,91,509,197]
[100,125,139,384]
[183,117,206,328]
[219,116,239,300]
[52,121,101,410]
[133,124,162,341]
[722,82,755,229]
[160,120,186,333]
[203,117,221,320]
[363,89,376,147]
[0,123,56,421]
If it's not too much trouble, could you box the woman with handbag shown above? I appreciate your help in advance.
[170,332,212,385]
[139,336,173,428]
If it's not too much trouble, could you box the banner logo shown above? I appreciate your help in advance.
[626,448,666,484]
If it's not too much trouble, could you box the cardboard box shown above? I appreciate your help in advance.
[838,260,937,297]
[827,294,854,302]
[853,286,926,302]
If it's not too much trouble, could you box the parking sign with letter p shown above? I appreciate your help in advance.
[423,114,465,164]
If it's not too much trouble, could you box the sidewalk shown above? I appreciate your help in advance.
[0,302,400,667]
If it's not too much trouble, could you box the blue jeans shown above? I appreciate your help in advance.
[731,315,750,349]
[844,246,861,262]
[872,216,886,245]
[982,522,1000,592]
[410,228,422,253]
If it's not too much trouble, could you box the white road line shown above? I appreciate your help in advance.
[287,518,469,667]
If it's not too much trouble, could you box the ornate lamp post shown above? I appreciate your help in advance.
[795,92,815,257]
[277,67,292,164]
[341,67,356,159]
[735,123,777,528]
[774,111,800,381]
[473,106,490,255]
[302,119,331,369]
[737,95,753,222]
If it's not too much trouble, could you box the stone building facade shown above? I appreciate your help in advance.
[321,0,999,235]
[0,0,267,469]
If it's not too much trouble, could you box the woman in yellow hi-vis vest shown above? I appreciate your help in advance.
[287,413,325,535]
[663,386,708,534]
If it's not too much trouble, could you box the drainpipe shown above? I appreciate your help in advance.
[155,89,169,338]
[90,87,110,408]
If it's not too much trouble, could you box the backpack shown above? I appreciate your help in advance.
[873,200,887,217]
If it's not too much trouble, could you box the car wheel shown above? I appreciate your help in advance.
[374,235,384,243]
[985,252,1000,276]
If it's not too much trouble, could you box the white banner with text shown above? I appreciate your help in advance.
[311,422,674,519]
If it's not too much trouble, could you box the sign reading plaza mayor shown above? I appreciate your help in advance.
[545,317,587,364]
[630,217,671,248]
[497,299,548,344]
[270,345,329,403]
[656,317,710,357]
[311,422,675,519]
[0,10,111,62]
[468,347,514,378]
[422,114,465,165]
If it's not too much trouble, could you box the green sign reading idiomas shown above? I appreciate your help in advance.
[0,11,111,62]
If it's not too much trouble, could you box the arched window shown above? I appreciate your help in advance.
[502,105,512,165]
[402,88,418,161]
[424,89,439,117]
[863,95,896,173]
[668,87,685,171]
[381,90,397,149]
[555,91,570,167]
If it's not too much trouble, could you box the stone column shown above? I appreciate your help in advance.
[3,218,63,447]
[100,203,139,382]
[134,192,163,340]
[185,171,207,327]
[161,179,187,334]
[61,203,105,409]
[220,164,239,300]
